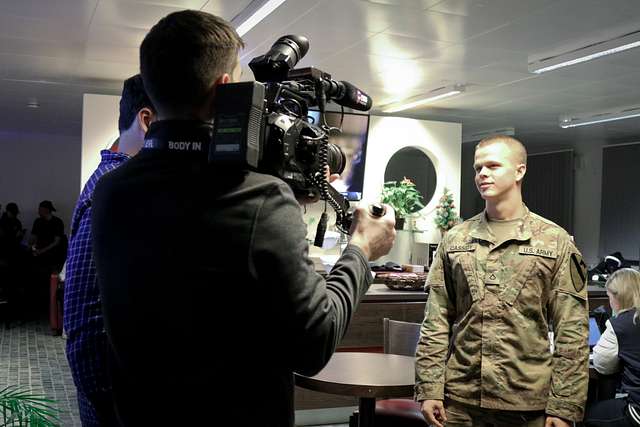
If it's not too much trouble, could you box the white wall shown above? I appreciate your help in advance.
[304,115,462,247]
[81,94,120,189]
[362,116,462,243]
[0,130,80,236]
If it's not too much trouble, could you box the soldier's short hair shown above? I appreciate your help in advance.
[476,135,527,166]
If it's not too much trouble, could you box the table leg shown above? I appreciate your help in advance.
[358,397,376,427]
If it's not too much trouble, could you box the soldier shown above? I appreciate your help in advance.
[416,135,589,427]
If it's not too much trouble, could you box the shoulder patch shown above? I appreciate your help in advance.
[570,253,587,293]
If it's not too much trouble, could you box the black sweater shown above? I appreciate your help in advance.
[91,148,372,426]
[611,308,640,404]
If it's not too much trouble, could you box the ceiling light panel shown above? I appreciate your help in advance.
[529,30,640,74]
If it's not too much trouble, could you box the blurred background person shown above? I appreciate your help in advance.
[587,268,640,426]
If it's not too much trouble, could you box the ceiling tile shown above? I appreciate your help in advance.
[2,54,75,83]
[360,0,441,9]
[88,24,148,48]
[428,0,555,19]
[201,0,253,20]
[423,44,526,68]
[0,37,86,59]
[468,0,637,53]
[92,0,186,29]
[0,0,98,23]
[355,32,452,60]
[116,0,207,7]
[67,60,140,84]
[0,14,90,43]
[83,44,140,64]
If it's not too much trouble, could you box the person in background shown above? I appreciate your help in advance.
[91,10,395,426]
[30,200,66,273]
[64,74,155,427]
[0,202,24,250]
[586,268,640,426]
[416,135,589,427]
[28,200,67,315]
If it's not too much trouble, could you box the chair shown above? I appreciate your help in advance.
[349,318,428,427]
[383,318,422,356]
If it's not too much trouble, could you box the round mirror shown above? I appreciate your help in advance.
[384,147,437,213]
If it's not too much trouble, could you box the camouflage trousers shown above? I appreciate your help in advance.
[444,398,546,427]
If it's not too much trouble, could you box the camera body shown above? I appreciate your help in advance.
[208,36,372,233]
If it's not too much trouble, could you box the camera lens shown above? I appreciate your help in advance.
[327,143,346,175]
[249,35,309,82]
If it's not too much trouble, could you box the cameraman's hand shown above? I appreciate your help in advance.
[349,204,395,261]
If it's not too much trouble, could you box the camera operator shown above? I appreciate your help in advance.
[91,10,395,427]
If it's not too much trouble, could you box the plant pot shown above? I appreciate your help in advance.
[379,230,414,265]
[395,216,405,230]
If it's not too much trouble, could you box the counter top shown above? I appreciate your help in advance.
[363,283,428,302]
[362,282,608,303]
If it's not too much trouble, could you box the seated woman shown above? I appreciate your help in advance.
[586,268,640,426]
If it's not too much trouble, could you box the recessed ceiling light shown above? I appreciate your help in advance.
[233,0,287,37]
[382,84,466,113]
[529,30,640,74]
[559,107,640,128]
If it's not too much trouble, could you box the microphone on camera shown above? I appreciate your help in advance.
[323,79,373,112]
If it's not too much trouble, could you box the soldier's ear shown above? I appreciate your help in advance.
[515,163,526,183]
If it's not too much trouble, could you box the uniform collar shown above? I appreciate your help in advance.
[469,204,532,245]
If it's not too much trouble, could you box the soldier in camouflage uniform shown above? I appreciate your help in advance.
[416,135,589,427]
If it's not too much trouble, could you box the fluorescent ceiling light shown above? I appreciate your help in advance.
[462,127,515,143]
[529,30,640,74]
[382,84,465,113]
[559,107,640,128]
[233,0,287,37]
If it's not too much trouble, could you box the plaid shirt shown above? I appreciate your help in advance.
[64,149,129,395]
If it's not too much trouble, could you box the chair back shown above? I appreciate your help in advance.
[383,318,421,357]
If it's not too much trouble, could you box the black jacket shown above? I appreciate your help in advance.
[611,308,640,404]
[92,148,372,426]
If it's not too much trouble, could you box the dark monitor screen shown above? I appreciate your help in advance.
[308,110,370,201]
[589,317,601,348]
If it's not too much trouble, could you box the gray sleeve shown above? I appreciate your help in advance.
[250,182,373,376]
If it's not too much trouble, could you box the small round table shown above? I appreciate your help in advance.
[295,352,416,427]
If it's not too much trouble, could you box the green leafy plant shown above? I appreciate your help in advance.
[434,187,461,233]
[0,385,61,427]
[381,178,425,219]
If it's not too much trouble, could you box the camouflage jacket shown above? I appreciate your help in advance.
[415,206,589,421]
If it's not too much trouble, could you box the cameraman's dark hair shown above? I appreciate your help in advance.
[140,10,244,115]
[118,74,154,133]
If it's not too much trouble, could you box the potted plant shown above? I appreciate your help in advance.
[0,385,61,426]
[434,187,461,236]
[381,178,425,230]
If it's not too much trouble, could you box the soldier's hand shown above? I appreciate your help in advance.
[421,399,447,427]
[545,416,572,427]
[348,204,395,261]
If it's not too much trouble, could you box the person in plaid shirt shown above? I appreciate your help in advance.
[64,75,155,426]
